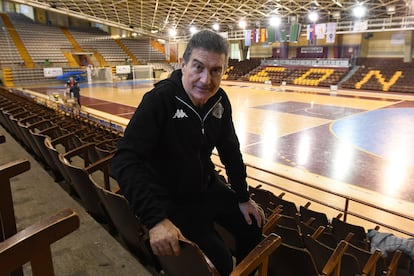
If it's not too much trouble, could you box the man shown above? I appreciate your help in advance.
[112,29,265,275]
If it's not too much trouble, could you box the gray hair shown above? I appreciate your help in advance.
[182,30,229,63]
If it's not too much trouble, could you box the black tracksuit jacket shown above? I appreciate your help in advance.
[112,69,249,229]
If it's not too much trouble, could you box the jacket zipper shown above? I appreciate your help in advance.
[175,96,222,135]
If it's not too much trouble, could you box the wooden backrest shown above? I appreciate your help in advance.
[58,152,109,223]
[304,233,362,276]
[331,217,369,250]
[268,242,320,276]
[0,208,80,276]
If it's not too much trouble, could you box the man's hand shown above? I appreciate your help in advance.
[238,199,266,228]
[149,218,184,256]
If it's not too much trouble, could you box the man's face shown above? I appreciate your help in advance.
[181,48,226,107]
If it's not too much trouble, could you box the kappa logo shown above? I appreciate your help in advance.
[172,109,188,119]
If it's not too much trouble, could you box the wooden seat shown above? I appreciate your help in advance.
[157,233,282,276]
[268,241,320,276]
[44,133,84,195]
[331,216,370,250]
[58,143,111,224]
[0,208,80,276]
[299,203,330,228]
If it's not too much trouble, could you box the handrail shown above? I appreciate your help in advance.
[214,158,414,238]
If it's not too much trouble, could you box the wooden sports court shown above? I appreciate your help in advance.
[26,78,414,237]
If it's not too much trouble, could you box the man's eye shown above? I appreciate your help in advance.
[194,64,203,71]
[212,68,222,76]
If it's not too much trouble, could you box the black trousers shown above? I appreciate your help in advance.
[164,177,262,276]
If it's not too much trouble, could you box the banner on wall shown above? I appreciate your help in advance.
[289,23,301,42]
[267,27,276,43]
[43,67,63,77]
[353,20,368,31]
[245,29,252,46]
[307,23,316,44]
[326,22,337,43]
[315,23,326,39]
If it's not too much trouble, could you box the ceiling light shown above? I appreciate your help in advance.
[212,22,220,31]
[238,19,247,29]
[353,4,366,18]
[332,11,341,19]
[169,28,177,37]
[268,15,281,27]
[189,26,197,34]
[308,11,319,22]
[387,5,396,15]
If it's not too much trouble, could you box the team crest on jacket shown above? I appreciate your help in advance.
[173,109,188,119]
[212,103,224,119]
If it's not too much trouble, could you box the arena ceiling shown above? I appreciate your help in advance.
[10,0,413,38]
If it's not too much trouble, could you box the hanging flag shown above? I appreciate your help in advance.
[267,26,276,43]
[260,28,267,43]
[254,28,260,43]
[316,23,326,39]
[326,22,337,43]
[289,23,301,42]
[280,23,290,42]
[245,29,251,46]
[307,23,316,45]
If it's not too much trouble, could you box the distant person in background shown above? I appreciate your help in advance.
[71,81,81,107]
[64,76,75,98]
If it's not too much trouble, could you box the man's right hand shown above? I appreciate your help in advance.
[149,218,184,256]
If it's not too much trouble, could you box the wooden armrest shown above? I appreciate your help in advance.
[0,208,80,275]
[311,225,326,239]
[18,114,39,124]
[0,159,30,179]
[303,201,312,208]
[85,154,115,190]
[361,248,382,276]
[263,212,281,236]
[344,232,354,242]
[38,125,60,135]
[50,132,77,145]
[230,233,282,276]
[10,109,30,119]
[386,250,402,276]
[304,217,316,227]
[62,143,95,159]
[85,153,115,174]
[27,119,51,129]
[321,240,349,276]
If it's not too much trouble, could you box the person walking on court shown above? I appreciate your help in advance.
[71,81,81,107]
[112,29,265,276]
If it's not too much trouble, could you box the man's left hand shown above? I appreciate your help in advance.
[238,199,265,228]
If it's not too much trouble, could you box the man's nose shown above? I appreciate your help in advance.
[199,70,211,84]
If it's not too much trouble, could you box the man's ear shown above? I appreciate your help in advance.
[179,57,185,69]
